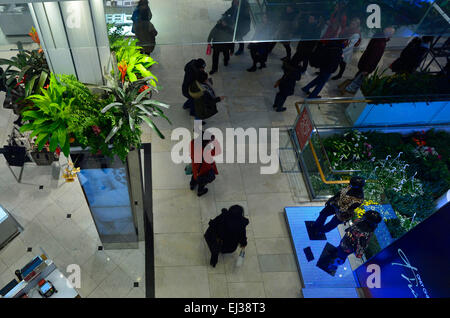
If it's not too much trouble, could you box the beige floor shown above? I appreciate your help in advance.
[2,0,443,297]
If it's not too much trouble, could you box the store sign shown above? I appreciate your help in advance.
[355,202,450,298]
[295,107,313,151]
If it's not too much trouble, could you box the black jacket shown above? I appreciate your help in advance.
[319,43,344,74]
[391,37,429,74]
[208,22,234,46]
[204,208,249,256]
[279,62,302,95]
[0,67,5,92]
[188,80,220,120]
[223,1,251,38]
[182,60,201,98]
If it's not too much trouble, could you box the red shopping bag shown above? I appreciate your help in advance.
[206,44,212,56]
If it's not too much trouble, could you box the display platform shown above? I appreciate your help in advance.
[285,206,359,298]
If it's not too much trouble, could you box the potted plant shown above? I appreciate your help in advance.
[0,41,49,115]
[345,68,450,126]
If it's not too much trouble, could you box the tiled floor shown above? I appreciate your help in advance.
[2,2,439,297]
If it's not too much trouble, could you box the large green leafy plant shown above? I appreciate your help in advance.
[100,76,171,143]
[113,38,158,85]
[0,42,49,109]
[19,73,73,156]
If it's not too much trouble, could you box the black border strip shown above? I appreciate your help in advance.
[142,143,154,298]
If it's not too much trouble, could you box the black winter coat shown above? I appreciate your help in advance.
[207,23,234,46]
[358,36,389,74]
[391,38,429,74]
[319,44,343,74]
[204,208,249,256]
[224,1,251,38]
[279,62,302,95]
[182,60,201,98]
[188,81,220,120]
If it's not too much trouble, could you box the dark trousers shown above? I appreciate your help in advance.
[249,48,268,67]
[190,175,207,193]
[312,204,342,233]
[303,71,332,98]
[334,61,347,78]
[211,44,231,72]
[281,41,291,59]
[273,91,288,110]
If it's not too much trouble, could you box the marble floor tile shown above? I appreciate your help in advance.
[155,266,210,298]
[153,189,201,234]
[87,285,109,298]
[126,286,146,298]
[258,254,298,273]
[255,238,294,255]
[154,233,207,267]
[262,272,302,298]
[118,249,146,283]
[208,273,228,298]
[98,267,135,298]
[0,237,27,267]
[227,282,266,298]
[211,164,246,202]
[81,251,118,286]
[152,152,191,189]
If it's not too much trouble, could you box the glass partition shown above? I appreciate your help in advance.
[70,150,139,249]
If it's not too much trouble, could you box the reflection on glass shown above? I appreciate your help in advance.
[73,151,138,246]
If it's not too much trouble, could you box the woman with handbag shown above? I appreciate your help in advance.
[204,205,249,267]
[188,71,225,121]
[189,132,221,197]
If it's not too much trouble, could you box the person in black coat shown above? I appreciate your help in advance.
[204,205,249,267]
[302,40,344,98]
[291,14,322,73]
[272,59,302,112]
[182,58,206,115]
[188,71,225,120]
[223,0,251,56]
[0,67,6,92]
[390,36,433,74]
[207,18,234,75]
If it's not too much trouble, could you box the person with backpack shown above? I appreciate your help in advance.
[272,59,302,112]
[223,0,251,56]
[189,131,221,197]
[182,58,206,115]
[204,205,249,267]
[301,40,344,98]
[331,17,361,80]
[390,36,433,74]
[327,210,382,271]
[311,176,365,235]
[133,0,157,54]
[207,18,234,75]
[188,71,225,121]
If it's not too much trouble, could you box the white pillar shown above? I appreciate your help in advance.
[28,0,110,85]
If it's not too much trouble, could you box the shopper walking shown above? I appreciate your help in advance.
[291,14,322,73]
[223,0,251,56]
[131,0,152,33]
[301,40,343,98]
[272,59,302,112]
[345,27,395,93]
[390,36,433,74]
[188,71,225,121]
[189,131,221,197]
[204,205,249,267]
[207,18,234,75]
[247,14,272,72]
[270,5,298,61]
[311,176,365,235]
[133,0,157,54]
[328,210,382,271]
[332,17,361,80]
[182,58,206,115]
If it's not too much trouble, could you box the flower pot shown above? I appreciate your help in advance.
[30,150,59,166]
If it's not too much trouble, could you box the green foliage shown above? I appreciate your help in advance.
[322,130,373,170]
[113,38,158,85]
[364,234,382,260]
[100,77,171,144]
[385,218,407,239]
[362,69,450,98]
[0,42,50,105]
[107,23,126,49]
[19,73,73,156]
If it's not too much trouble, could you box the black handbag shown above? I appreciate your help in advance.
[1,146,27,167]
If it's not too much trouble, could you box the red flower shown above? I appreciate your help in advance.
[44,84,49,90]
[138,85,150,93]
[55,147,61,156]
[96,149,102,155]
[92,125,101,136]
[438,154,442,160]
